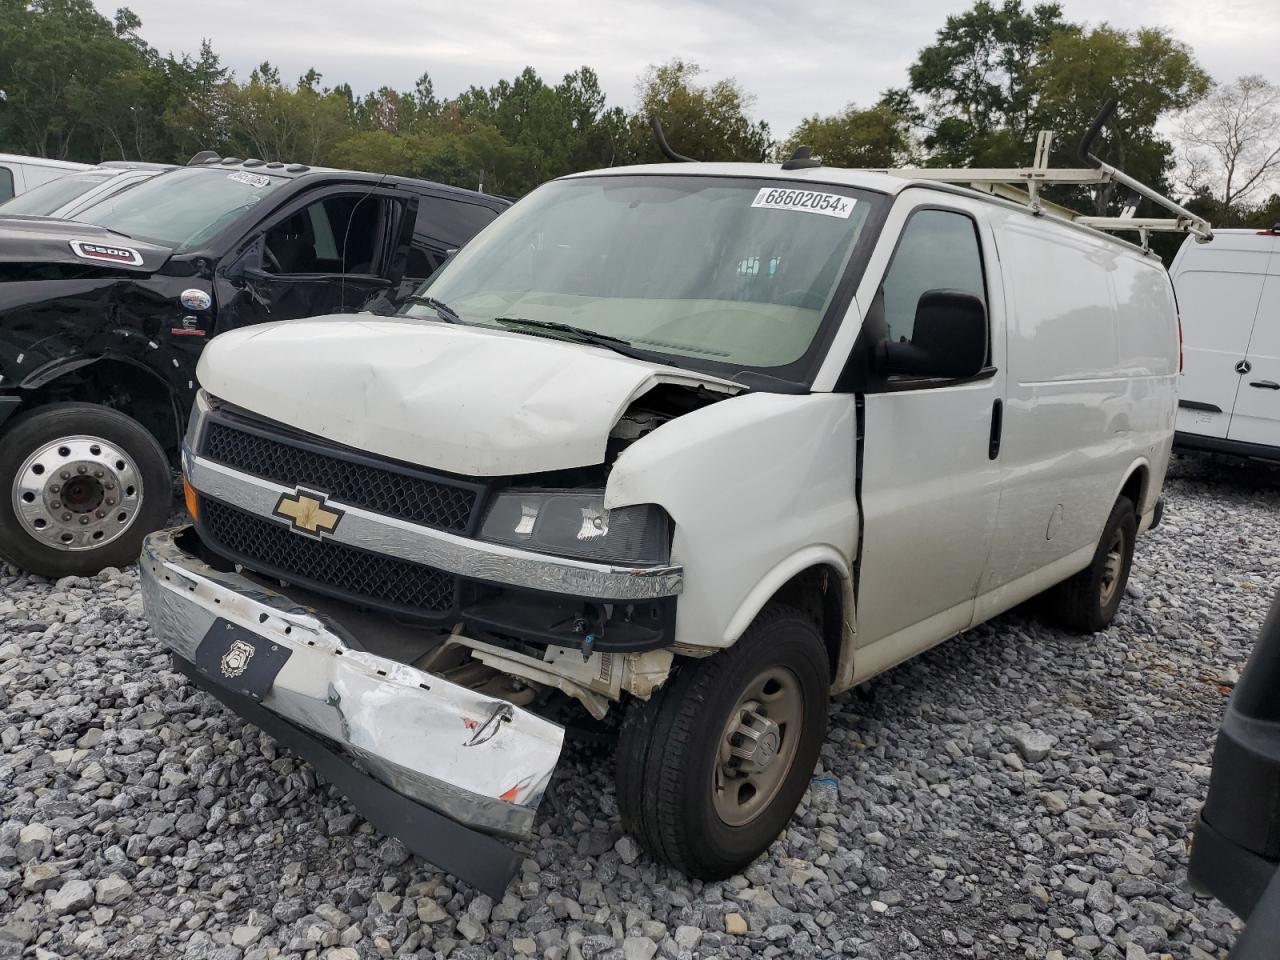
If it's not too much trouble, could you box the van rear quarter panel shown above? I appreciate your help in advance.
[981,209,1176,596]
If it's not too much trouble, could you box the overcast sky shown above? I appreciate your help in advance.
[94,0,1279,136]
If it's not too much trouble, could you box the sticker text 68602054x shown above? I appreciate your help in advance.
[751,187,856,219]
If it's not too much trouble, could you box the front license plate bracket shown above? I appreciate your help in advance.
[193,618,292,701]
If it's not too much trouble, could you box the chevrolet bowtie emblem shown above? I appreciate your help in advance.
[272,488,343,538]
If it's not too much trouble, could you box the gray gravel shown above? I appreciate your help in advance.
[0,456,1272,959]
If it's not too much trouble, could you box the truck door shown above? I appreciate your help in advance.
[215,188,413,331]
[1226,244,1280,450]
[854,197,1006,656]
[1173,238,1273,441]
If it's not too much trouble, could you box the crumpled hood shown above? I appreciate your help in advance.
[197,315,743,476]
[0,216,172,272]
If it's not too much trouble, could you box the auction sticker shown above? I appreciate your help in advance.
[68,239,144,266]
[751,187,856,219]
[228,171,271,188]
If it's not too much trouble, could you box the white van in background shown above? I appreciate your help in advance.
[0,153,92,203]
[1172,227,1280,461]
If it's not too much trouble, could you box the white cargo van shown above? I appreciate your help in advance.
[138,143,1189,894]
[1172,227,1280,460]
[0,153,91,203]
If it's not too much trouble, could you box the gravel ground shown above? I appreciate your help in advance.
[1,456,1275,960]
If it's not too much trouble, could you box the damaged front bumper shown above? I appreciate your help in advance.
[140,525,565,896]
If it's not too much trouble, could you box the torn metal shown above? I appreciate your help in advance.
[140,526,565,841]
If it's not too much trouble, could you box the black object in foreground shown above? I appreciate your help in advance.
[1189,588,1280,958]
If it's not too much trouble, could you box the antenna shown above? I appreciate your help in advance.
[649,117,697,163]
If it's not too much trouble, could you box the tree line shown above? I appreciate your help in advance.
[0,0,1276,227]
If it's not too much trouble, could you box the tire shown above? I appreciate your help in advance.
[0,403,171,577]
[1047,496,1137,633]
[616,603,830,879]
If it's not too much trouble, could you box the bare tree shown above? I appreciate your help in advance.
[1178,75,1280,208]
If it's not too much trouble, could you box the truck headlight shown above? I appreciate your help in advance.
[479,490,671,564]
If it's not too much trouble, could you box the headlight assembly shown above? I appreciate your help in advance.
[480,490,671,565]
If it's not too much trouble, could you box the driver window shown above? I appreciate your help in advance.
[882,209,985,343]
[263,195,383,275]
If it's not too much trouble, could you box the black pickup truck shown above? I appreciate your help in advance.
[0,157,508,576]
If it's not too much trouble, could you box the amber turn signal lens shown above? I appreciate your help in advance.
[182,474,199,520]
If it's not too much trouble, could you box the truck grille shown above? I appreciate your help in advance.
[202,419,481,534]
[201,499,457,618]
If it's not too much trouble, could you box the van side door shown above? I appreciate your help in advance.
[853,192,1007,664]
[977,210,1177,615]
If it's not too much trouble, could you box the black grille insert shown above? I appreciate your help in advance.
[201,499,456,618]
[202,419,480,533]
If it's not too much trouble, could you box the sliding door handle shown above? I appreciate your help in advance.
[1249,380,1280,390]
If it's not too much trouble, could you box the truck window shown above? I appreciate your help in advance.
[406,197,501,280]
[264,195,384,275]
[881,209,986,344]
[0,167,14,203]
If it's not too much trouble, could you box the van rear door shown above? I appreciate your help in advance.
[1225,242,1280,450]
[1172,236,1273,441]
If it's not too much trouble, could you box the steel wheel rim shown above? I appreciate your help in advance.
[12,435,143,552]
[712,666,804,827]
[1099,526,1126,607]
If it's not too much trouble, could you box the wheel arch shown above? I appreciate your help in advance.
[722,546,856,690]
[1115,458,1151,516]
[9,354,185,457]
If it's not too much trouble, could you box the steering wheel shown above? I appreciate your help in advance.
[263,246,282,273]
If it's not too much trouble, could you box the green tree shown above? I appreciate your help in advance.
[907,0,1068,164]
[784,104,911,168]
[628,59,770,163]
[1031,26,1210,212]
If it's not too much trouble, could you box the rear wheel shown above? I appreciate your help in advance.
[616,603,829,879]
[0,403,171,577]
[1047,496,1136,633]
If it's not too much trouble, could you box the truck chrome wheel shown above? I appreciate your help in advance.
[713,666,803,827]
[1099,526,1127,607]
[13,435,142,551]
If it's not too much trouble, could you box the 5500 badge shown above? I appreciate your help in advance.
[68,239,144,266]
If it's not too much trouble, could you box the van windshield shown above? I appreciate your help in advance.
[73,167,287,251]
[408,175,881,377]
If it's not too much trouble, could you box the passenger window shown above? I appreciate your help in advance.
[881,209,986,344]
[405,197,501,280]
[0,167,14,203]
[263,195,384,275]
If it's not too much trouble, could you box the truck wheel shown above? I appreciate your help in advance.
[0,403,171,577]
[616,604,829,879]
[1048,496,1136,633]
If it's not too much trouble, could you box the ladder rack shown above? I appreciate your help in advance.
[872,102,1214,248]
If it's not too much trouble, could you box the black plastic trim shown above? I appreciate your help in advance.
[0,395,20,429]
[172,655,521,899]
[1174,431,1280,463]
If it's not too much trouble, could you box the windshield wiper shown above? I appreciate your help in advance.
[493,316,674,365]
[402,295,463,324]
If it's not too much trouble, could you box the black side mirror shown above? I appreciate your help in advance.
[880,289,987,379]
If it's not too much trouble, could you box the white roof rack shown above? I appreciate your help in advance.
[871,102,1213,248]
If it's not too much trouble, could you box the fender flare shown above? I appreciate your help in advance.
[722,544,854,643]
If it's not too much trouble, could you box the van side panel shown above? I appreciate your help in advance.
[979,209,1176,603]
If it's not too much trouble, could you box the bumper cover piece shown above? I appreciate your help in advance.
[1190,588,1280,956]
[140,525,566,892]
[173,655,521,899]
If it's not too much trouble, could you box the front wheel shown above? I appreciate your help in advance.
[616,603,829,879]
[0,403,172,577]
